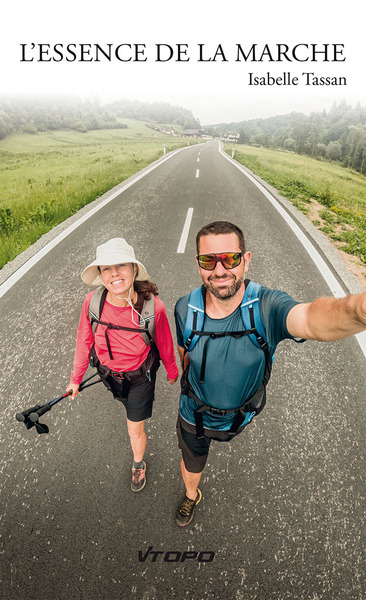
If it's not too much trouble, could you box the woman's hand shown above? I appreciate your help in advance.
[66,383,80,399]
[167,376,178,385]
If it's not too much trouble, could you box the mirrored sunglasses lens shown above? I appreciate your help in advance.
[198,255,216,270]
[222,253,241,268]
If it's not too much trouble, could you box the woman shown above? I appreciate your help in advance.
[67,238,178,492]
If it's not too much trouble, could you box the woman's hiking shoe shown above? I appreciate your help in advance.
[131,461,146,492]
[176,489,202,526]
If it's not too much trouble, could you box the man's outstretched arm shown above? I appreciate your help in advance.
[286,292,366,341]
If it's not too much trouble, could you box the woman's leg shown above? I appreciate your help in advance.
[126,418,147,462]
[127,419,147,492]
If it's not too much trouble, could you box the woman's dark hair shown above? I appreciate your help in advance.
[196,221,246,253]
[134,280,159,314]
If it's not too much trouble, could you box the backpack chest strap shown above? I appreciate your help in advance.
[196,328,254,383]
[88,286,155,360]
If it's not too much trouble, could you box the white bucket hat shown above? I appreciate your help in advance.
[81,238,150,285]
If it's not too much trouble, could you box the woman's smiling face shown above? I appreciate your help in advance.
[99,263,136,297]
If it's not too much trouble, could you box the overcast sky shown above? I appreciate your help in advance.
[2,0,365,125]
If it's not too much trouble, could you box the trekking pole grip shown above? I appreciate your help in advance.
[15,405,41,422]
[29,404,52,423]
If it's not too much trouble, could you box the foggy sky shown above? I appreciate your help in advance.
[2,0,365,126]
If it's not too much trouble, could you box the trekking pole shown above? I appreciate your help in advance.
[15,372,102,434]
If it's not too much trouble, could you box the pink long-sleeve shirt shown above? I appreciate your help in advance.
[70,291,179,385]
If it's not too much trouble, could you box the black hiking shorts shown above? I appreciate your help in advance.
[176,414,247,473]
[106,368,157,422]
[93,348,160,422]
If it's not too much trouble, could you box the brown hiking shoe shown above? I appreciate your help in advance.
[131,461,146,492]
[176,488,202,526]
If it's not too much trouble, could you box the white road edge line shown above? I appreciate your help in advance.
[218,144,366,360]
[177,208,194,254]
[0,145,195,299]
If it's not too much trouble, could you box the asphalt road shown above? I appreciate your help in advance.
[1,141,365,600]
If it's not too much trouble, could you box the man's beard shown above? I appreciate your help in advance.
[204,274,244,300]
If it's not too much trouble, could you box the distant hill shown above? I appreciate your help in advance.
[210,113,291,137]
[105,99,200,130]
[0,96,200,139]
[209,101,366,174]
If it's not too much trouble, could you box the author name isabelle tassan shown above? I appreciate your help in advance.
[248,72,347,86]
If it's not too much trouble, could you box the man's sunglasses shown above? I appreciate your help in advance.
[196,252,244,271]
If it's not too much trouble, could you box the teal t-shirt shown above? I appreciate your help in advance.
[174,285,302,431]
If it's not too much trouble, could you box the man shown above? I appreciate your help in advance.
[174,221,366,527]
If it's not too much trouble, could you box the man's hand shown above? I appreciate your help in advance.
[178,345,190,370]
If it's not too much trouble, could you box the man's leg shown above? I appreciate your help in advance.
[176,417,210,526]
[176,456,204,527]
[180,458,203,500]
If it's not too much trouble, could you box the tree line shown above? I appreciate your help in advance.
[106,99,200,130]
[0,96,200,139]
[211,101,366,175]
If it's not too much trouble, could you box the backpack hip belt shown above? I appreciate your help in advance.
[181,361,270,439]
[90,344,160,388]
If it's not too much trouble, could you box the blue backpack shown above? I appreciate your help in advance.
[181,280,272,438]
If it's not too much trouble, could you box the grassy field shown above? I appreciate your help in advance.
[0,120,198,269]
[1,130,365,275]
[225,144,366,268]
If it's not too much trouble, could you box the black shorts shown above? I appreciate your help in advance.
[105,370,157,422]
[97,350,160,422]
[176,413,247,473]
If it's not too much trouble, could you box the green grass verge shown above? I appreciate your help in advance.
[225,144,366,264]
[0,121,198,268]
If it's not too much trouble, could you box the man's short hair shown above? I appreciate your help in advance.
[196,221,246,253]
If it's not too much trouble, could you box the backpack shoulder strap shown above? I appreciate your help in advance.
[139,296,155,345]
[183,286,205,351]
[240,280,266,346]
[240,280,268,353]
[88,286,108,336]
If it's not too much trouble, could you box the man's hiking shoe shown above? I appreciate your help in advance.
[176,488,202,526]
[131,461,146,492]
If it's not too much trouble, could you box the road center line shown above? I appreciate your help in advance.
[177,208,194,254]
[196,169,200,178]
